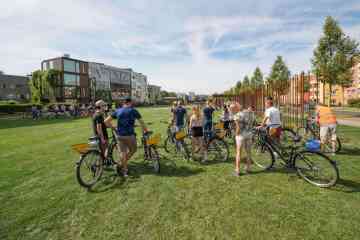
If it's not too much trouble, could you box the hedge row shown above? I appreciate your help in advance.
[0,104,42,113]
[348,98,360,108]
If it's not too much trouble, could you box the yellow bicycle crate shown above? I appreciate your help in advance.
[216,130,226,139]
[147,134,161,146]
[175,130,186,140]
[214,122,224,130]
[71,143,90,154]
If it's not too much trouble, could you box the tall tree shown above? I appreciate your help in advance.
[29,70,42,104]
[243,75,250,91]
[251,67,264,89]
[312,16,359,106]
[267,56,290,103]
[235,80,242,93]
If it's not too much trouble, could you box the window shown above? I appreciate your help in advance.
[49,61,54,69]
[76,62,80,73]
[9,84,16,89]
[64,59,76,72]
[42,62,48,70]
[2,84,5,89]
[64,74,79,85]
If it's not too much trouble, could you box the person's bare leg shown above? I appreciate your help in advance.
[235,141,242,174]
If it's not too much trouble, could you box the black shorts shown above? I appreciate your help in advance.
[223,120,231,130]
[191,127,203,137]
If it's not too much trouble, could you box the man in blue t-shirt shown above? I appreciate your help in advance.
[173,101,187,131]
[203,99,215,136]
[105,98,147,177]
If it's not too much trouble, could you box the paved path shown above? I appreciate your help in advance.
[338,118,360,128]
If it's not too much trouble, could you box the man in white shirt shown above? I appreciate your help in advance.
[260,97,282,138]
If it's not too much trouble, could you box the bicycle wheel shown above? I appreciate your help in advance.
[251,141,275,170]
[76,150,103,188]
[164,136,177,154]
[179,140,191,161]
[295,151,339,187]
[206,138,229,162]
[148,146,161,173]
[110,142,121,166]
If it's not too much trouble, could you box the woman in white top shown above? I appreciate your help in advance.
[189,105,207,162]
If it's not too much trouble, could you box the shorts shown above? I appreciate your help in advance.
[116,135,137,154]
[268,127,282,139]
[223,120,231,130]
[235,134,252,152]
[320,124,337,142]
[191,127,203,137]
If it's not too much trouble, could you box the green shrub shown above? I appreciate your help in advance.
[348,98,360,108]
[0,104,42,113]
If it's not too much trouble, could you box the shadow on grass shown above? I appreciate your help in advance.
[88,172,126,194]
[331,178,360,193]
[337,147,360,156]
[0,117,83,130]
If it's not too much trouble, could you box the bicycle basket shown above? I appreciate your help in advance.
[216,129,226,139]
[305,139,320,151]
[214,122,224,130]
[147,134,161,145]
[175,130,186,140]
[71,143,90,154]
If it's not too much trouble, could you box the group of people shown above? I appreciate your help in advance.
[91,95,339,178]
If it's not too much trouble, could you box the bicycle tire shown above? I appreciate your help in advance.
[179,140,191,161]
[251,141,275,170]
[294,151,339,188]
[76,150,103,188]
[206,137,229,162]
[149,146,160,173]
[164,136,176,154]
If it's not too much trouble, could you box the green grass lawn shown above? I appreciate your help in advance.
[1,107,360,240]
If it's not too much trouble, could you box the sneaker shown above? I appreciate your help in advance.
[122,169,129,178]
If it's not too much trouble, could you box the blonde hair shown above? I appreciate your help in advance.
[192,105,201,120]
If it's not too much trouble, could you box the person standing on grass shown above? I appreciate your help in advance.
[203,99,215,138]
[104,97,148,177]
[173,100,187,132]
[92,100,109,160]
[316,103,337,155]
[189,105,207,162]
[259,97,282,139]
[232,104,256,176]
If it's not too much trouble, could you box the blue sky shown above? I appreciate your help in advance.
[1,0,360,94]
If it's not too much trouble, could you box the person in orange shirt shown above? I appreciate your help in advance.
[316,103,337,155]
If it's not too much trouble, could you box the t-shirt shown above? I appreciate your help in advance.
[234,110,256,136]
[203,106,215,122]
[92,112,108,139]
[317,106,337,126]
[264,106,281,127]
[111,107,142,136]
[174,106,187,127]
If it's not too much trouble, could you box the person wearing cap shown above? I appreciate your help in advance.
[93,100,109,158]
[105,97,148,177]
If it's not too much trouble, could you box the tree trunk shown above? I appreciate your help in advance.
[341,86,345,106]
[322,82,326,105]
[328,84,332,107]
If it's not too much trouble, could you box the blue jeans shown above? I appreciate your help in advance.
[203,121,213,139]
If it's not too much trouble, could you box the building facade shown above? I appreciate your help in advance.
[41,55,90,103]
[148,85,161,104]
[108,66,132,102]
[132,72,148,104]
[345,60,360,103]
[0,73,30,101]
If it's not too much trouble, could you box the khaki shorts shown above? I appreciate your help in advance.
[116,135,137,154]
[320,124,337,142]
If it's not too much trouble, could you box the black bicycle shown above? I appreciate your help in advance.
[73,129,119,188]
[297,118,341,153]
[162,121,191,160]
[252,127,339,188]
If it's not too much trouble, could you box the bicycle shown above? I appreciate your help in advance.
[252,127,339,188]
[162,121,191,160]
[73,129,119,188]
[193,125,229,163]
[73,129,161,188]
[297,118,341,153]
